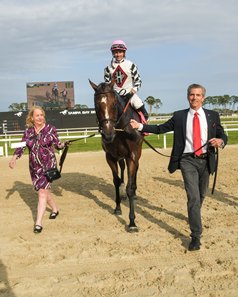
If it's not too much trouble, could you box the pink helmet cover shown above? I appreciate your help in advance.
[111,39,127,51]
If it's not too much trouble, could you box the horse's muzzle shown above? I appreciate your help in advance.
[101,130,116,143]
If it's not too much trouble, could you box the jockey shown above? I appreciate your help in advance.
[104,39,148,121]
[53,82,58,90]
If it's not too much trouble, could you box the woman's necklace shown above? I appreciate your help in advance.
[34,124,45,135]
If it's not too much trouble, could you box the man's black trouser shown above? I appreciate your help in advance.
[180,155,210,238]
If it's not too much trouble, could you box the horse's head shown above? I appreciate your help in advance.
[89,79,120,143]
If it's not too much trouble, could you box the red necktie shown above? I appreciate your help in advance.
[193,112,202,156]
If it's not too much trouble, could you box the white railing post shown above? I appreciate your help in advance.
[163,134,167,149]
[4,141,8,157]
[84,129,87,143]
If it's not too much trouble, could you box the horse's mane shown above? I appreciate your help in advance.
[95,82,141,124]
[96,82,113,94]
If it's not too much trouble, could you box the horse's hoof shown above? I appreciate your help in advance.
[114,209,122,215]
[127,225,139,233]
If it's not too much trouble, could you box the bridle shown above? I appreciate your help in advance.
[94,90,126,132]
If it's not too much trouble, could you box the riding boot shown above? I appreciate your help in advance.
[137,105,149,121]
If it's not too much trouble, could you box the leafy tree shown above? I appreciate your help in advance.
[74,104,88,109]
[8,102,27,111]
[203,96,213,108]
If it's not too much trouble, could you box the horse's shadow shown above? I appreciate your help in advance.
[0,259,17,297]
[5,172,193,248]
[5,173,128,228]
[56,172,190,246]
[58,172,128,227]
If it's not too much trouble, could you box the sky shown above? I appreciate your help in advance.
[0,0,237,113]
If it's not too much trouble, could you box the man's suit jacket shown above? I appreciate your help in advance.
[142,108,228,174]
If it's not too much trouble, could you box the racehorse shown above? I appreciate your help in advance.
[89,79,144,232]
[52,88,59,101]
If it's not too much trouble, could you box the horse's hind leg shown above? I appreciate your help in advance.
[106,154,122,215]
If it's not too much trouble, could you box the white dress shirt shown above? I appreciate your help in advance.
[183,107,208,154]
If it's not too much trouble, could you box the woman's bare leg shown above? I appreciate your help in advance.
[47,190,58,213]
[35,189,48,226]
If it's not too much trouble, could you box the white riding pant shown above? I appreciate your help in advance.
[130,93,144,109]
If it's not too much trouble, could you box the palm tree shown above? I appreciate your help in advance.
[154,98,163,114]
[231,95,238,110]
[144,96,156,116]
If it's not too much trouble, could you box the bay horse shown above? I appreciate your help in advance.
[89,79,144,232]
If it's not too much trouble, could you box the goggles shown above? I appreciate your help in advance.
[111,44,127,51]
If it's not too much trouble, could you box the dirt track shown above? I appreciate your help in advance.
[0,146,237,297]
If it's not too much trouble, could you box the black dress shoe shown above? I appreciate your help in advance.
[188,237,200,251]
[34,225,42,233]
[49,211,59,219]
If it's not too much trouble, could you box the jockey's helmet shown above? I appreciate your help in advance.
[110,40,127,52]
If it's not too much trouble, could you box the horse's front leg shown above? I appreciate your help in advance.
[119,158,125,184]
[106,153,122,215]
[126,158,139,232]
[118,158,126,199]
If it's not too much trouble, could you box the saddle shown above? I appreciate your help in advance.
[119,93,149,135]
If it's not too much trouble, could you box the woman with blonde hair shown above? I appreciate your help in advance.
[9,106,66,233]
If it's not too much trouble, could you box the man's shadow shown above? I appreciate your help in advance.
[0,259,17,297]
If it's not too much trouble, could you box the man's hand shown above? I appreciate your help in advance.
[130,119,140,129]
[209,138,224,148]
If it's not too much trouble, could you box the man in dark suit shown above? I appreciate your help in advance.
[130,83,228,251]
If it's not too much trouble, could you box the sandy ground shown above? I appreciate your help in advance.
[0,145,237,297]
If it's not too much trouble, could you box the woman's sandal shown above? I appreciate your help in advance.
[34,225,42,233]
[49,211,59,219]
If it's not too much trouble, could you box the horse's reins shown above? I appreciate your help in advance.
[94,89,219,194]
[59,134,95,172]
[143,138,219,194]
[114,118,219,194]
[143,139,208,158]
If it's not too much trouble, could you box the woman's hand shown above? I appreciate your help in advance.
[9,156,17,169]
[64,141,71,147]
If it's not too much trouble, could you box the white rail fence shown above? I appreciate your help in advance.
[0,127,237,157]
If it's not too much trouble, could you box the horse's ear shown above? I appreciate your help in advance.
[89,79,98,91]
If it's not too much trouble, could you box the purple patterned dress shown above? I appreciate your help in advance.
[14,124,63,191]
